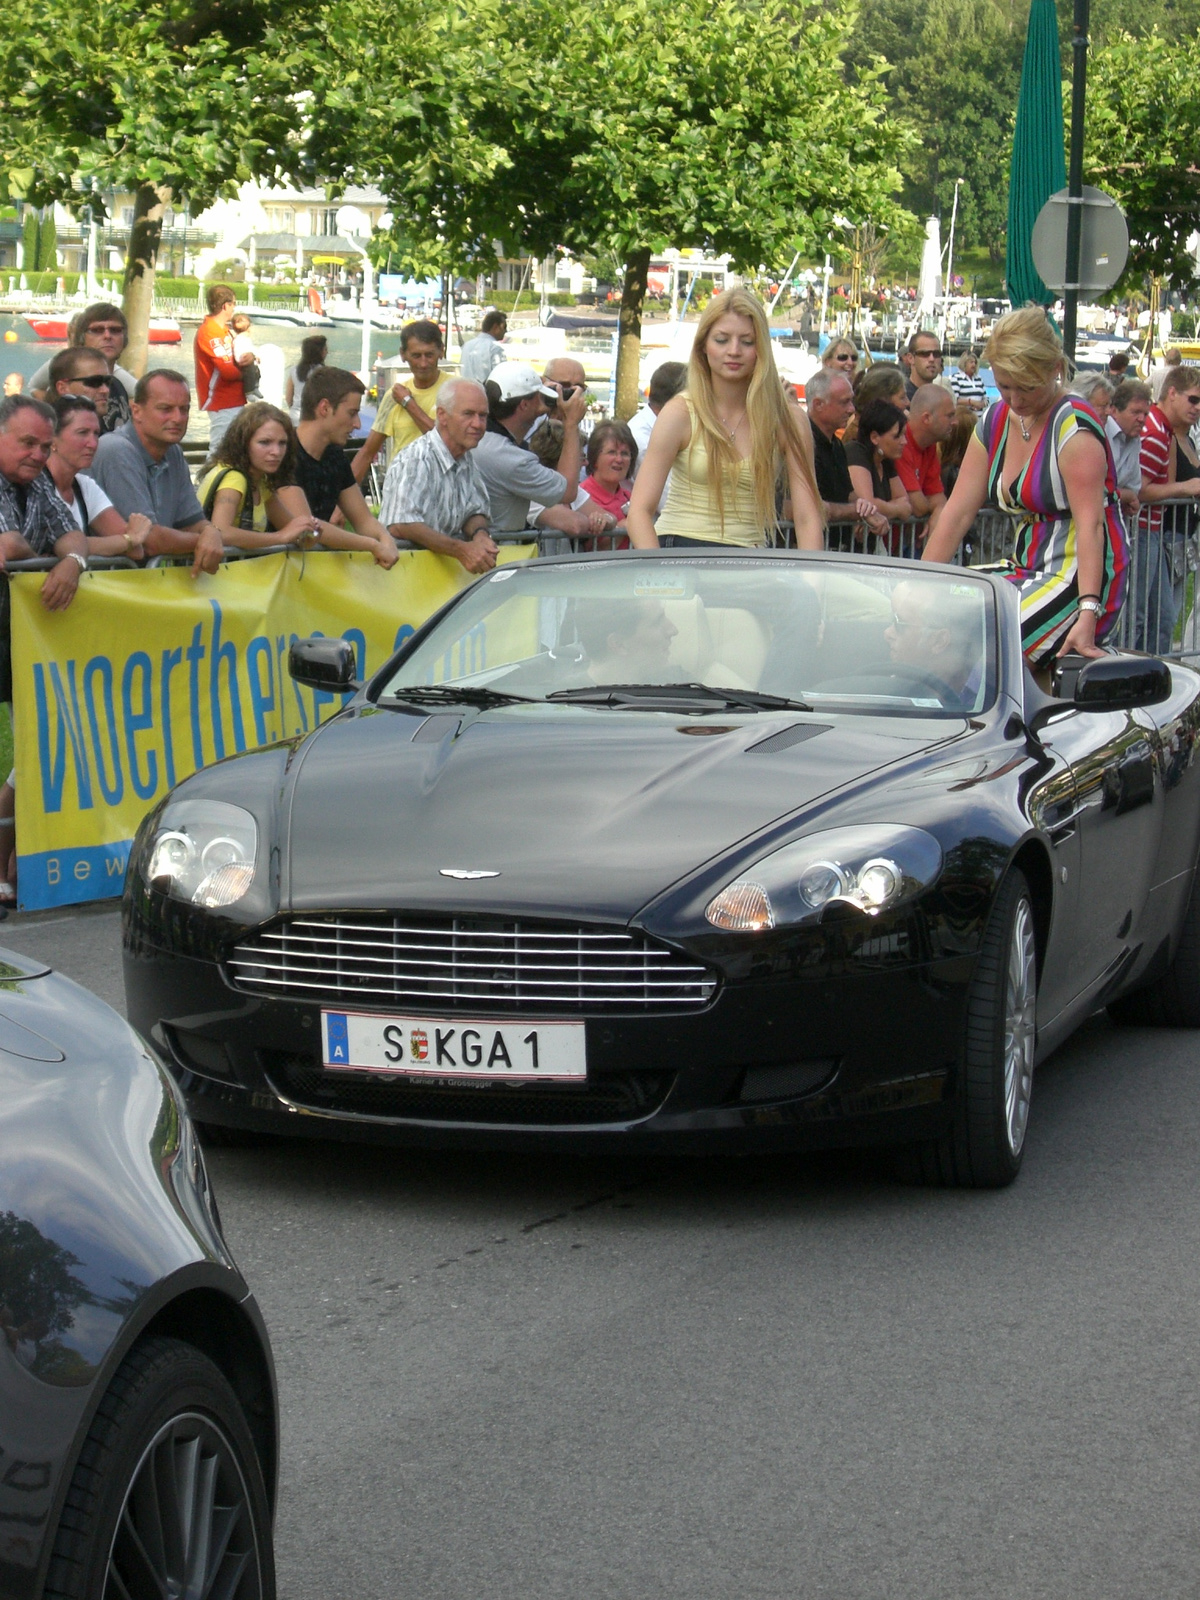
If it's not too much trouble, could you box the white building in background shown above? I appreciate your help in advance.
[191,183,391,282]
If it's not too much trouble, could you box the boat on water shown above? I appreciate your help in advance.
[25,312,181,344]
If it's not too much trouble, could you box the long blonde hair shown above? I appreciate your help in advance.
[688,287,819,534]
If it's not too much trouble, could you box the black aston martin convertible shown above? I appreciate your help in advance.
[123,550,1200,1186]
[0,950,275,1600]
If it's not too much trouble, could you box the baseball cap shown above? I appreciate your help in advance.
[489,362,558,403]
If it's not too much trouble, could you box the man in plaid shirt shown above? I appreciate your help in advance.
[0,395,90,613]
[379,378,497,574]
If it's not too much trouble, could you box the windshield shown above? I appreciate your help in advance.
[377,558,997,717]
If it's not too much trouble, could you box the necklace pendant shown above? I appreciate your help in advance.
[1019,417,1031,442]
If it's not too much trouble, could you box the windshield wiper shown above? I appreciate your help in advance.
[546,682,813,712]
[381,683,536,709]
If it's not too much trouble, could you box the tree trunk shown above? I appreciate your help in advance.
[614,246,651,421]
[122,183,172,379]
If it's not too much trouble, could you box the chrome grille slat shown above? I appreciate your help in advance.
[228,913,717,1014]
[227,952,709,977]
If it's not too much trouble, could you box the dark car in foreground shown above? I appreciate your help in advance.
[124,550,1200,1186]
[0,950,275,1600]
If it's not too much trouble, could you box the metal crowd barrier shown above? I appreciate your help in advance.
[1108,497,1200,660]
[14,498,1200,666]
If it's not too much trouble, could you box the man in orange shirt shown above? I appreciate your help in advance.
[194,283,251,450]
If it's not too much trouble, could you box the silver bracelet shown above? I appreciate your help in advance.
[1078,597,1103,617]
[66,551,88,573]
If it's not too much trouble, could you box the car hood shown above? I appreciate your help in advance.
[284,704,967,919]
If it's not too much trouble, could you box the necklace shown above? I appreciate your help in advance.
[718,410,745,440]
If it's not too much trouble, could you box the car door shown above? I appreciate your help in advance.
[1023,739,1082,1021]
[1043,706,1161,983]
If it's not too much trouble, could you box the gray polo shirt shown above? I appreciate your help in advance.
[90,421,204,529]
[473,425,566,533]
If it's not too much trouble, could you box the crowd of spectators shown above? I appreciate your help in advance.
[2,291,1196,906]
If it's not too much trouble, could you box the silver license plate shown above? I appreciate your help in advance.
[320,1010,586,1081]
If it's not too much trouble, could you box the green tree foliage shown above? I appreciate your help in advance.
[846,0,1024,261]
[318,0,909,411]
[0,0,332,366]
[1083,29,1200,290]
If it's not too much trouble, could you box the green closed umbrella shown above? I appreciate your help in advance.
[1006,0,1066,308]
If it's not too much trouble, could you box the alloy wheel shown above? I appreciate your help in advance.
[106,1412,264,1600]
[1003,897,1037,1157]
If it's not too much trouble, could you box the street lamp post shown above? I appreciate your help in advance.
[1062,0,1090,363]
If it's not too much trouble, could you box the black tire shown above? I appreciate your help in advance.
[44,1336,275,1600]
[894,869,1037,1189]
[1108,862,1200,1027]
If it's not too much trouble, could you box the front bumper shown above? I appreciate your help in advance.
[124,934,977,1152]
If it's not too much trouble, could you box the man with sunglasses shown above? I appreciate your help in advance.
[29,304,135,433]
[47,348,112,419]
[903,332,942,401]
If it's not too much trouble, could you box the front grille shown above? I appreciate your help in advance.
[261,1051,674,1125]
[228,913,717,1015]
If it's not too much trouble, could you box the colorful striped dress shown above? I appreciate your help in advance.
[976,397,1128,663]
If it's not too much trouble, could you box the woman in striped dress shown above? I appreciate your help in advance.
[923,307,1127,665]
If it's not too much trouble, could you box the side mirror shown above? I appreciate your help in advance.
[1059,652,1171,710]
[288,637,361,693]
[1031,652,1170,732]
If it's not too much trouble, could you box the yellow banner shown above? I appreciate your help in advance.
[11,547,534,911]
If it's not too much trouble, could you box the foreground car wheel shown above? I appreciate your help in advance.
[1108,857,1200,1027]
[897,869,1037,1189]
[45,1336,274,1600]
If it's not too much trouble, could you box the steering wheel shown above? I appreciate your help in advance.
[817,660,960,705]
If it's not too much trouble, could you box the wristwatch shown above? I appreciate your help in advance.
[400,395,412,409]
[1078,597,1103,617]
[66,551,88,573]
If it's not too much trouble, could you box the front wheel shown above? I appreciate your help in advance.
[44,1336,274,1600]
[896,869,1037,1188]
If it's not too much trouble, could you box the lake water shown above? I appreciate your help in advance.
[0,309,408,441]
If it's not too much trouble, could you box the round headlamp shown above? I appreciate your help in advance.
[146,799,258,909]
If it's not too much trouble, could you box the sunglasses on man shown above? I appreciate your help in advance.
[75,374,112,390]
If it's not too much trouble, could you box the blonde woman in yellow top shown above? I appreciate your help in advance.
[627,287,823,551]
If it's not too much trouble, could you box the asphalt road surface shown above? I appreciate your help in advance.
[13,906,1200,1599]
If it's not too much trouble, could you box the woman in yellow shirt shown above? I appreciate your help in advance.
[627,288,823,551]
[199,402,320,549]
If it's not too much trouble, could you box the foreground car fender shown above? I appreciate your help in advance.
[0,954,276,1600]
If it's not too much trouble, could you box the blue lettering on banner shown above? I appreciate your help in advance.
[208,600,246,759]
[34,660,93,813]
[324,1012,349,1065]
[21,840,133,911]
[186,623,206,770]
[122,652,158,800]
[246,636,276,746]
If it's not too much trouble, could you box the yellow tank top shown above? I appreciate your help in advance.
[655,401,767,547]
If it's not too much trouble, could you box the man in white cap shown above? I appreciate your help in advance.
[474,361,588,534]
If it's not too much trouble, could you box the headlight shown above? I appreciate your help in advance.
[705,825,942,932]
[147,798,258,908]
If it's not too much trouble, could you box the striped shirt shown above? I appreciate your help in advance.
[0,468,83,554]
[949,368,988,409]
[1139,405,1175,534]
[1139,404,1172,486]
[379,426,490,539]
